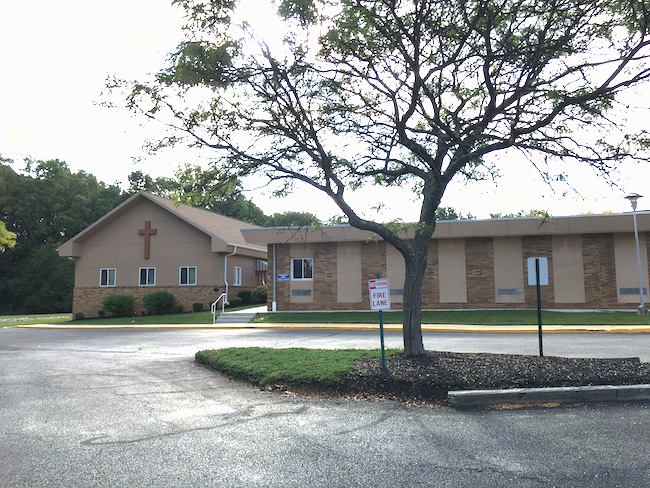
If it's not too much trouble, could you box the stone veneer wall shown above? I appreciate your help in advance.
[73,285,257,318]
[267,233,641,311]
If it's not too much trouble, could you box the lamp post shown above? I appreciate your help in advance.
[624,193,648,315]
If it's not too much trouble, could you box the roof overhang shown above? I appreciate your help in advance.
[241,211,650,245]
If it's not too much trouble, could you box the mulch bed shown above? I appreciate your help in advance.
[334,351,650,405]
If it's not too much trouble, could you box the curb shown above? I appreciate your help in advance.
[448,384,650,407]
[11,323,650,333]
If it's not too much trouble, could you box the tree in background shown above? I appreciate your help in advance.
[171,164,269,225]
[266,211,321,227]
[435,207,475,221]
[0,158,127,313]
[114,0,650,355]
[490,210,550,218]
[127,170,180,198]
[132,165,323,226]
[0,221,16,251]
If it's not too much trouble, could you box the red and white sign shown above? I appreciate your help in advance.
[369,278,391,310]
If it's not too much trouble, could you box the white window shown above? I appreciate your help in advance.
[180,266,197,286]
[291,258,313,280]
[100,268,116,287]
[139,267,156,286]
[233,266,242,286]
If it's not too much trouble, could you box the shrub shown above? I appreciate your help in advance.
[172,305,184,314]
[98,310,106,318]
[102,295,134,317]
[237,290,252,304]
[74,312,85,320]
[252,285,267,303]
[228,297,242,308]
[192,302,204,313]
[143,291,175,314]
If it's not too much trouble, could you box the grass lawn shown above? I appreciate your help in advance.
[196,347,399,390]
[0,314,72,327]
[3,308,650,327]
[254,309,650,325]
[1,306,253,327]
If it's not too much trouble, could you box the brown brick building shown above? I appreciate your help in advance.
[242,212,650,312]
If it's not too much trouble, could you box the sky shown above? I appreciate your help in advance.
[1,0,648,223]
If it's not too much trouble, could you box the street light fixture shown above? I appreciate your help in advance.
[624,193,648,315]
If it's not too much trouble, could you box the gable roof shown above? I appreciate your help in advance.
[58,191,267,258]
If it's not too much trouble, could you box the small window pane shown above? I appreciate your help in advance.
[303,259,313,279]
[233,266,242,286]
[293,259,303,279]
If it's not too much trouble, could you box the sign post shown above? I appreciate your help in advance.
[369,275,390,372]
[527,257,549,357]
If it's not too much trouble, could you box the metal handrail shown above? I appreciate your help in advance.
[211,293,228,324]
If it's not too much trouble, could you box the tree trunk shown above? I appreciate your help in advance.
[401,241,429,357]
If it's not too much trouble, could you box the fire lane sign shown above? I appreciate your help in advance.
[369,278,391,310]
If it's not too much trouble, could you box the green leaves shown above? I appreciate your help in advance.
[157,40,241,88]
[277,0,318,26]
[0,221,16,251]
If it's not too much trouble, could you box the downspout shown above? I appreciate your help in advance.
[272,243,277,312]
[224,245,237,304]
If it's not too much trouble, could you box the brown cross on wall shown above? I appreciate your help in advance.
[138,221,157,259]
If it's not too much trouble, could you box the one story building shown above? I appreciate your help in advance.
[58,191,267,317]
[241,212,650,312]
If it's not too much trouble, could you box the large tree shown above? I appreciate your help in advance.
[0,158,127,313]
[114,0,650,355]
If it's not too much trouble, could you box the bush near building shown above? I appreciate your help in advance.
[143,291,175,315]
[102,295,134,317]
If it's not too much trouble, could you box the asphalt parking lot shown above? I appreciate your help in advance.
[1,328,650,487]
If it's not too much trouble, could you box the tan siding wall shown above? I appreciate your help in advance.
[614,233,649,303]
[493,237,525,303]
[552,235,586,303]
[438,239,467,303]
[522,236,554,306]
[74,201,222,288]
[337,242,362,303]
[289,243,314,305]
[361,241,387,308]
[386,244,405,303]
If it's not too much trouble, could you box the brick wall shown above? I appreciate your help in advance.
[73,285,257,318]
[266,233,647,311]
[465,237,495,306]
[582,234,618,308]
[269,244,291,310]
